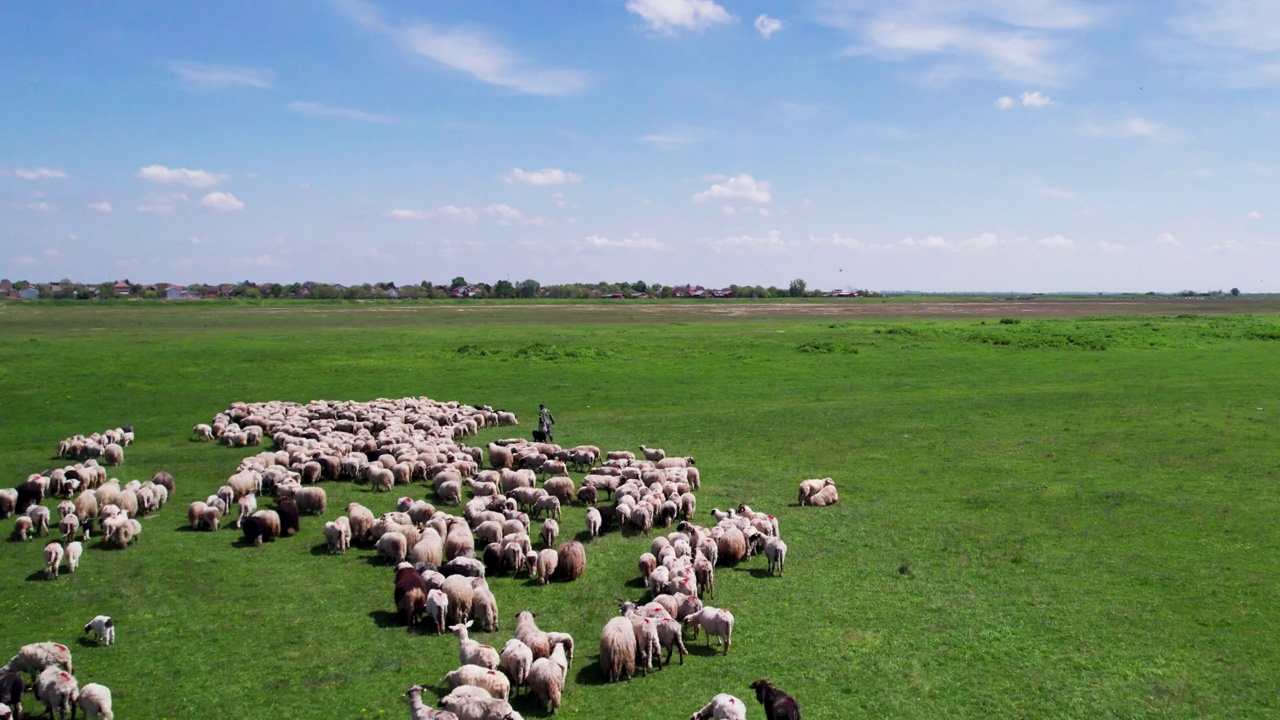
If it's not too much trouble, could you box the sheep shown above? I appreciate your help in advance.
[764,537,788,576]
[437,690,522,720]
[445,523,475,561]
[193,423,214,441]
[441,575,475,626]
[43,542,64,579]
[0,671,22,719]
[76,682,114,720]
[716,528,748,566]
[450,621,500,670]
[656,617,688,666]
[514,611,557,660]
[13,516,33,542]
[539,519,559,549]
[237,494,258,529]
[797,477,833,505]
[640,444,666,461]
[426,588,450,635]
[35,666,79,720]
[684,606,735,654]
[443,664,511,701]
[102,443,123,466]
[542,476,574,504]
[242,509,281,546]
[367,466,395,492]
[471,585,499,633]
[84,615,115,645]
[65,541,82,573]
[530,495,561,521]
[691,693,747,720]
[804,483,839,507]
[377,531,408,565]
[695,555,716,599]
[276,495,300,537]
[186,501,207,530]
[656,456,694,469]
[531,549,558,586]
[292,486,327,515]
[750,679,802,720]
[526,641,567,712]
[598,616,636,683]
[323,520,348,554]
[16,480,44,515]
[1,642,72,684]
[0,488,16,519]
[28,505,50,536]
[407,685,459,720]
[202,505,222,532]
[628,614,660,676]
[347,502,375,545]
[555,541,585,582]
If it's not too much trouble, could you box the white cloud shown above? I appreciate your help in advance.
[693,174,772,204]
[996,96,1016,109]
[900,235,956,251]
[483,203,522,220]
[17,201,57,212]
[1078,118,1182,142]
[13,249,64,267]
[388,208,430,220]
[231,254,286,268]
[87,202,113,213]
[137,204,176,215]
[811,233,869,249]
[137,164,228,188]
[333,0,589,96]
[436,205,479,223]
[286,101,398,124]
[1021,90,1052,107]
[1155,232,1180,246]
[169,61,275,91]
[8,167,69,180]
[626,0,733,35]
[579,234,668,251]
[1095,241,1124,253]
[1037,234,1076,249]
[699,230,791,253]
[1027,178,1077,200]
[818,0,1103,85]
[1170,1,1280,54]
[961,233,1002,249]
[199,191,245,212]
[1205,240,1244,253]
[501,167,582,186]
[1245,210,1262,219]
[755,14,784,38]
[640,126,715,150]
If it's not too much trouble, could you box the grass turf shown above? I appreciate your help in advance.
[0,301,1277,719]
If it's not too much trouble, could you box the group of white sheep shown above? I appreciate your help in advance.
[56,426,133,466]
[1,638,114,719]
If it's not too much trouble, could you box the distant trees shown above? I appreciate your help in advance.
[788,278,807,297]
[1231,288,1240,296]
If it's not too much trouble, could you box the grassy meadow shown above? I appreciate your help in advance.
[0,300,1278,719]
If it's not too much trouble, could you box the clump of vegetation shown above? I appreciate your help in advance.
[510,342,617,361]
[998,317,1021,325]
[456,344,502,357]
[796,339,859,354]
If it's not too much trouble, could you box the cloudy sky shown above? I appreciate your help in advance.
[2,0,1277,291]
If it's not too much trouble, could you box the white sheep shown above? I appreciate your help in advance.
[764,537,787,576]
[683,606,735,654]
[526,640,567,712]
[406,684,457,720]
[44,542,64,580]
[322,521,347,554]
[377,531,408,565]
[539,518,558,549]
[35,666,79,720]
[193,423,214,441]
[471,586,499,633]
[426,589,450,635]
[84,615,115,645]
[28,505,50,536]
[500,638,533,693]
[1,642,73,683]
[450,621,500,670]
[437,690,523,720]
[691,693,747,720]
[76,682,113,720]
[586,507,601,539]
[64,541,83,573]
[443,664,511,701]
[531,495,560,521]
[236,494,258,529]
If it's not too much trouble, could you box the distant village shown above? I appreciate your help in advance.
[0,277,877,301]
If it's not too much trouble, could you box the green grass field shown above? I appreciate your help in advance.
[1,301,1278,719]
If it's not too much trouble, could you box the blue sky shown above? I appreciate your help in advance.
[1,0,1277,291]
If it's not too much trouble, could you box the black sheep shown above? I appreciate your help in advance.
[276,496,300,537]
[481,543,504,576]
[15,480,43,515]
[750,679,802,720]
[0,670,23,719]
[393,565,428,627]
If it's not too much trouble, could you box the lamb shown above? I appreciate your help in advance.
[202,505,222,532]
[750,678,802,720]
[555,541,585,582]
[628,614,660,676]
[684,606,735,654]
[586,507,601,539]
[0,488,16,519]
[242,509,281,546]
[28,505,50,536]
[691,693,747,720]
[500,638,533,693]
[437,691,522,720]
[193,423,214,441]
[443,664,511,701]
[44,542,65,579]
[764,537,788,576]
[35,666,79,720]
[656,617,688,666]
[804,483,839,507]
[526,640,567,711]
[13,516,33,542]
[598,616,636,683]
[797,477,833,505]
[84,615,115,645]
[407,685,459,720]
[76,682,114,720]
[237,494,258,529]
[539,519,559,549]
[533,549,558,586]
[65,541,82,573]
[1,642,73,683]
[323,520,348,554]
[426,589,450,635]
[377,531,408,565]
[471,585,499,633]
[450,621,500,670]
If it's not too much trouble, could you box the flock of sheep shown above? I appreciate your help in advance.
[3,396,837,718]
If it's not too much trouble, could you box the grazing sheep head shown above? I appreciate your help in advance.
[749,679,774,702]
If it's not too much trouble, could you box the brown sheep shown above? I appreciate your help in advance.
[555,541,586,582]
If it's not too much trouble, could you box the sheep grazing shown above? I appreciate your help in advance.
[236,494,258,529]
[441,575,475,627]
[691,693,747,720]
[0,488,16,519]
[35,667,79,720]
[764,537,788,576]
[750,679,802,720]
[347,503,375,545]
[377,531,408,565]
[426,589,450,635]
[628,614,660,676]
[193,423,214,441]
[102,443,124,466]
[514,611,555,660]
[187,501,207,530]
[437,690,522,720]
[242,509,281,546]
[585,507,602,539]
[202,505,222,532]
[291,486,327,515]
[450,621,501,670]
[532,549,558,586]
[0,671,23,719]
[64,541,83,574]
[555,541,585,582]
[656,617,688,666]
[527,641,567,712]
[500,639,533,693]
[323,520,349,554]
[13,516,33,542]
[276,496,300,537]
[443,664,511,701]
[76,682,114,720]
[598,616,637,683]
[407,685,459,720]
[716,528,748,566]
[44,542,65,580]
[28,505,50,537]
[539,518,559,549]
[471,585,499,633]
[84,615,115,645]
[684,606,735,655]
[395,563,430,628]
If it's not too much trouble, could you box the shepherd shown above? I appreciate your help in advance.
[536,403,556,443]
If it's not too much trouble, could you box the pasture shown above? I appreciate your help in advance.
[1,299,1278,719]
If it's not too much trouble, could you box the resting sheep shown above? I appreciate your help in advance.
[407,685,459,720]
[691,693,747,720]
[443,664,510,701]
[437,690,523,720]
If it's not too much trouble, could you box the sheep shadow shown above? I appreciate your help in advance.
[368,609,404,630]
[75,636,103,649]
[685,642,726,658]
[310,543,335,557]
[573,530,594,544]
[623,577,647,590]
[573,660,610,687]
[732,567,773,579]
[24,570,52,582]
